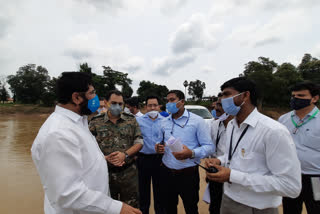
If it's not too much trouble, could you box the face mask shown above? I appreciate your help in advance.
[80,94,100,115]
[148,110,158,119]
[109,104,122,117]
[211,109,217,118]
[221,93,244,116]
[218,113,229,121]
[123,107,131,114]
[166,100,181,114]
[290,97,311,110]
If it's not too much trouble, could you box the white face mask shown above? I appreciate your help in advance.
[148,110,158,119]
[123,107,131,114]
[218,113,229,121]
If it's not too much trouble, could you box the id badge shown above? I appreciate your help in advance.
[311,177,320,201]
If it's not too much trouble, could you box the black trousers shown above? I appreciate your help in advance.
[209,181,223,214]
[283,174,320,214]
[137,153,165,214]
[159,164,200,214]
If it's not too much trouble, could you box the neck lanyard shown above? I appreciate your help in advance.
[291,109,319,128]
[227,124,249,166]
[171,111,190,134]
[216,121,223,147]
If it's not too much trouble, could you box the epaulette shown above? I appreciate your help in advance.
[122,112,135,118]
[91,113,105,121]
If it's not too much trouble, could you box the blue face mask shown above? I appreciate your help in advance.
[166,100,181,114]
[88,95,100,113]
[221,93,244,116]
[211,109,217,118]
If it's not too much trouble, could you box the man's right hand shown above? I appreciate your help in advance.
[120,203,142,214]
[155,143,165,154]
[205,158,221,168]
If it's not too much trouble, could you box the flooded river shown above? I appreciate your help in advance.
[0,113,304,214]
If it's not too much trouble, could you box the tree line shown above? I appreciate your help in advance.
[1,53,320,107]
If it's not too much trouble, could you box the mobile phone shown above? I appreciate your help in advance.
[197,163,218,173]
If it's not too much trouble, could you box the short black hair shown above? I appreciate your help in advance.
[106,90,123,101]
[126,96,140,108]
[160,105,166,111]
[146,95,160,105]
[290,81,320,97]
[167,90,185,100]
[220,77,258,106]
[217,92,223,98]
[57,72,92,104]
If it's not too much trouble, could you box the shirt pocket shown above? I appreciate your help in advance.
[236,150,266,174]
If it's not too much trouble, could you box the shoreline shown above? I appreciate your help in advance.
[0,104,54,115]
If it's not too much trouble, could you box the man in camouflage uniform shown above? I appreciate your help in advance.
[89,90,143,208]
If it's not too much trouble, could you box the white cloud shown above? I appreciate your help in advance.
[119,56,145,72]
[159,0,188,15]
[170,14,219,54]
[314,43,320,58]
[152,53,196,76]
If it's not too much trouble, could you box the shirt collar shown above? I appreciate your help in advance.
[55,105,83,123]
[104,111,126,122]
[169,108,188,121]
[293,106,319,119]
[232,108,259,128]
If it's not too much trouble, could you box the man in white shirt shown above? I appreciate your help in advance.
[31,72,141,214]
[206,93,233,214]
[278,82,320,214]
[126,96,144,117]
[206,77,301,214]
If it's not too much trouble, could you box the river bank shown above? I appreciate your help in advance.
[0,104,54,115]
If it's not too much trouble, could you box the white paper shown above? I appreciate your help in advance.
[202,183,211,204]
[311,177,320,201]
[166,136,183,152]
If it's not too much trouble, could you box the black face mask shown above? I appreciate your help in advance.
[290,97,311,110]
[79,95,92,115]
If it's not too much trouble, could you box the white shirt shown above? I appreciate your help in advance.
[210,119,227,157]
[278,106,320,175]
[218,108,301,209]
[135,111,144,117]
[31,105,122,214]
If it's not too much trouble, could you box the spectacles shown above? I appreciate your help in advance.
[147,104,159,108]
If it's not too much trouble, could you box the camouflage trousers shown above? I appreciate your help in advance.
[109,163,139,208]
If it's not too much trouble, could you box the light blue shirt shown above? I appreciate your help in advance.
[136,113,164,154]
[279,106,320,175]
[161,109,215,170]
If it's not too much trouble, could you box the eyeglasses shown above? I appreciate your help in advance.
[88,89,96,95]
[147,104,159,108]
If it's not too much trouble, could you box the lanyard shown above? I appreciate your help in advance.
[216,121,223,147]
[227,124,249,165]
[291,109,319,128]
[171,111,190,134]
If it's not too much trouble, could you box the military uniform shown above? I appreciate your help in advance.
[89,112,143,208]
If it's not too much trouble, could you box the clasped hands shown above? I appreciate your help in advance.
[154,143,192,160]
[105,151,126,167]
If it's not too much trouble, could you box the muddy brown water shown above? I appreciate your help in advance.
[0,113,305,214]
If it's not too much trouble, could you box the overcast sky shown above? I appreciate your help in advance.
[1,0,320,97]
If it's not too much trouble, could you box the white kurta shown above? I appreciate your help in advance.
[31,105,122,214]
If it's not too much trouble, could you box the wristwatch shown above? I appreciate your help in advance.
[124,151,129,159]
[191,150,195,159]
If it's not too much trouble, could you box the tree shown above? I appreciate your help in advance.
[41,77,57,106]
[0,83,9,103]
[7,64,50,104]
[188,80,206,100]
[298,53,320,84]
[137,80,169,104]
[183,80,188,97]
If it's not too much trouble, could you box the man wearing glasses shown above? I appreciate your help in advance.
[89,90,143,209]
[136,96,165,214]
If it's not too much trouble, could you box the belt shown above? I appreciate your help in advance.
[137,152,162,158]
[108,162,134,173]
[162,163,198,175]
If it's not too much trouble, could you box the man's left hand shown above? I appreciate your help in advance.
[206,164,231,183]
[172,145,192,160]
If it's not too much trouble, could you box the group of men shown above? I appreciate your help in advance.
[31,71,319,214]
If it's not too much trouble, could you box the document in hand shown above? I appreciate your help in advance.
[166,136,183,152]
